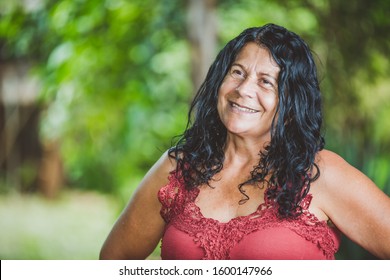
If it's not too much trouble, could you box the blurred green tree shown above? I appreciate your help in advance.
[39,0,192,196]
[1,0,192,197]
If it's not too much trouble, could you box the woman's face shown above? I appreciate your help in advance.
[217,42,280,143]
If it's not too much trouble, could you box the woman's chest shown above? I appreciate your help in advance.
[194,178,267,223]
[161,204,338,260]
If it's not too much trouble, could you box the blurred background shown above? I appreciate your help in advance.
[0,0,389,260]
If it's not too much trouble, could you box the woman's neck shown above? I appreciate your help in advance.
[223,133,268,167]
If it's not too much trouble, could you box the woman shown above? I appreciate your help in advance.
[100,23,390,260]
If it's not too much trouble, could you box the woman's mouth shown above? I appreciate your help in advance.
[230,102,259,113]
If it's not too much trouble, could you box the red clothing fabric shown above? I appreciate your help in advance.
[158,172,341,260]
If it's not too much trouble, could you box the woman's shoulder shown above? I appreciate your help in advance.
[307,149,358,223]
[310,150,356,206]
[134,149,178,197]
[313,152,390,259]
[155,149,178,174]
[312,148,378,210]
[316,149,347,166]
[315,149,354,183]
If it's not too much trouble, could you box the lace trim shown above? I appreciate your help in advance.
[158,171,339,260]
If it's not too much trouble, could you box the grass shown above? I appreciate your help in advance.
[0,190,160,260]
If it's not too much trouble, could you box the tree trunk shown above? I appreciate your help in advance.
[187,0,218,96]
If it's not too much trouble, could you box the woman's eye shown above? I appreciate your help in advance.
[261,79,273,87]
[230,68,244,78]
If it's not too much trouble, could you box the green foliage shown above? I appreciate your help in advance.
[1,0,191,194]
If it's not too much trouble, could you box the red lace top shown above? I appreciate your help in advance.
[158,172,341,260]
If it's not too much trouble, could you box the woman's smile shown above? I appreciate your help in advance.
[229,101,260,114]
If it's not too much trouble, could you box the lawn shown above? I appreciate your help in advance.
[0,190,161,260]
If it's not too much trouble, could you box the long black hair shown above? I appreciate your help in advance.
[169,23,324,218]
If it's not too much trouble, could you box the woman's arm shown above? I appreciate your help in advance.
[99,151,175,259]
[317,150,390,259]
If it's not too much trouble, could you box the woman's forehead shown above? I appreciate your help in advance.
[233,42,280,77]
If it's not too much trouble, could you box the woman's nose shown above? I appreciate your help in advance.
[236,77,257,98]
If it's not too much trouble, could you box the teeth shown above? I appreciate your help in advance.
[231,102,258,113]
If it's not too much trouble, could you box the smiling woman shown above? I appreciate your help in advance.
[99,23,390,260]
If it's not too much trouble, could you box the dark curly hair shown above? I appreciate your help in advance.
[169,23,324,218]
